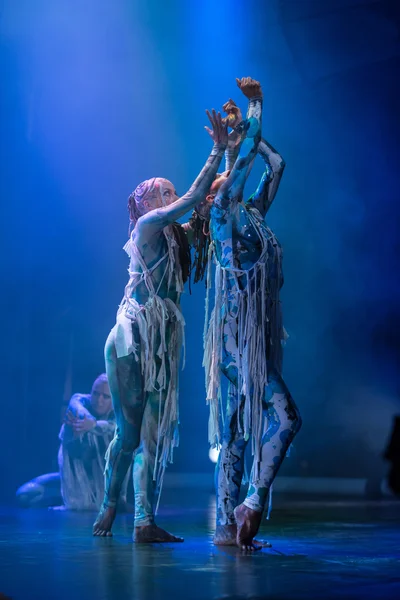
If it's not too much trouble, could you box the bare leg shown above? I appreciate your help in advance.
[133,388,183,543]
[93,328,145,537]
[16,473,61,508]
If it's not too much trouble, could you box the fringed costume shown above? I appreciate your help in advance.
[101,142,226,527]
[16,391,124,510]
[59,394,120,510]
[200,97,302,525]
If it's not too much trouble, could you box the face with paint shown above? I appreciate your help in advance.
[90,375,112,418]
[144,178,179,210]
[128,177,179,226]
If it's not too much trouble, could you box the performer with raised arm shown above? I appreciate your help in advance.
[93,110,228,541]
[187,78,302,550]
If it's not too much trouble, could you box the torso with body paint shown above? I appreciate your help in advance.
[123,227,181,308]
[218,203,283,298]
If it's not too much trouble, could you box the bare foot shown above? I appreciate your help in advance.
[234,503,264,551]
[93,505,116,537]
[213,523,271,548]
[133,524,184,543]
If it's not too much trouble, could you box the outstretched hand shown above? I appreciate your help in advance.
[204,109,228,147]
[72,414,97,434]
[222,98,243,129]
[65,410,96,434]
[236,77,262,99]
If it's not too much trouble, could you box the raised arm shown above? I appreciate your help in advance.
[136,111,227,235]
[214,84,262,212]
[222,99,242,172]
[211,78,263,269]
[222,97,286,217]
[246,137,285,217]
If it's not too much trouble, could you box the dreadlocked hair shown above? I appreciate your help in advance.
[189,210,211,284]
[171,222,192,288]
[127,191,143,236]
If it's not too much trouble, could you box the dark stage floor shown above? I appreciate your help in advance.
[0,489,399,600]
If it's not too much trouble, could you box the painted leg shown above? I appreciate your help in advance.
[93,328,145,537]
[214,383,247,545]
[214,314,271,548]
[214,384,272,549]
[133,389,183,543]
[235,368,302,550]
[214,325,269,548]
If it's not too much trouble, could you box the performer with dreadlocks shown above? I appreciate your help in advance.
[187,77,302,550]
[93,110,228,541]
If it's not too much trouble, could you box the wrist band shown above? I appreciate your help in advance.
[249,95,263,103]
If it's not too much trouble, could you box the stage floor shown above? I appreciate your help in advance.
[1,490,399,600]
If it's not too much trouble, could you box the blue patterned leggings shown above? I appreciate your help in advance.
[215,365,302,525]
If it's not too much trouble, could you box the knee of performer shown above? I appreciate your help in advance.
[16,481,44,508]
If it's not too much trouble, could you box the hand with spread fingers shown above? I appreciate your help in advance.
[204,109,229,147]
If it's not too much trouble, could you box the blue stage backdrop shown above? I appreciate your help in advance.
[1,0,399,501]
